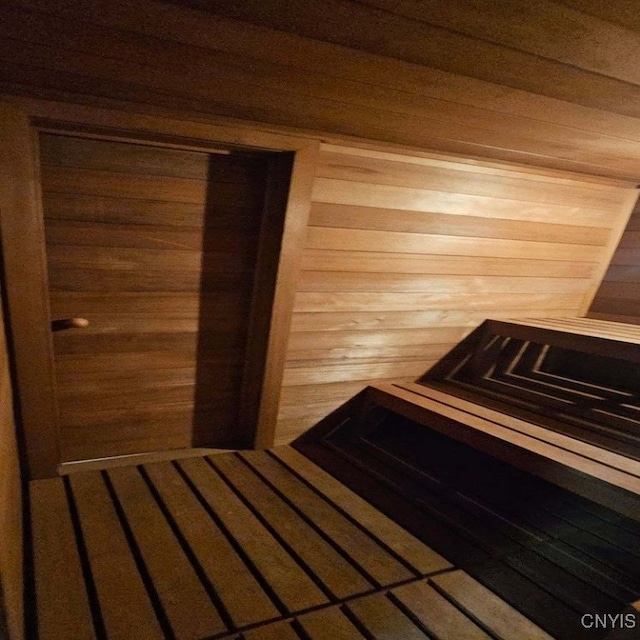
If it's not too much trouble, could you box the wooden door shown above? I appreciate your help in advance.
[39,133,272,462]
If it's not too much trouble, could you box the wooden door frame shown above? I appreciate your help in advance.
[0,98,319,479]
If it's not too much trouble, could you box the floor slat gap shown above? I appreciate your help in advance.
[28,447,565,639]
[264,449,435,577]
[138,465,236,633]
[203,455,338,604]
[171,459,289,619]
[63,476,106,640]
[101,470,176,640]
[425,575,526,640]
[234,452,404,588]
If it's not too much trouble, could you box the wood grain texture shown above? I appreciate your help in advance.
[69,472,164,640]
[430,570,554,640]
[253,143,318,448]
[314,151,628,211]
[502,316,640,344]
[391,579,492,640]
[211,453,374,599]
[370,382,640,518]
[289,308,584,332]
[7,0,640,179]
[143,461,280,628]
[271,447,451,575]
[238,450,415,586]
[311,179,616,227]
[0,288,23,640]
[298,606,366,640]
[41,133,270,461]
[107,465,227,639]
[357,0,640,86]
[590,199,640,324]
[309,202,612,244]
[0,103,58,478]
[178,456,328,613]
[242,622,300,640]
[170,0,640,128]
[306,229,604,262]
[277,144,634,442]
[578,189,639,315]
[2,7,640,454]
[30,479,96,639]
[276,376,418,446]
[302,250,598,279]
[346,591,429,639]
[26,446,585,640]
[401,380,640,477]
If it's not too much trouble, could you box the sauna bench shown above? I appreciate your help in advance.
[384,316,640,522]
[367,381,640,523]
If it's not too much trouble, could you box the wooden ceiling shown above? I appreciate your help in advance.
[3,0,640,179]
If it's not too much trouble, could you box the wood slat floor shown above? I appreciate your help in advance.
[27,447,554,640]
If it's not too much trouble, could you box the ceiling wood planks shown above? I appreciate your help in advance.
[3,0,640,178]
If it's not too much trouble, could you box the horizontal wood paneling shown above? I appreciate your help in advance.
[357,0,640,87]
[277,144,636,442]
[287,327,469,351]
[312,179,616,226]
[43,193,256,228]
[309,203,612,244]
[3,0,640,453]
[297,273,593,294]
[315,151,628,211]
[554,0,640,31]
[0,289,23,640]
[289,307,584,332]
[590,201,640,324]
[173,0,640,126]
[306,228,604,262]
[39,134,212,178]
[302,250,597,279]
[6,0,640,178]
[41,165,209,203]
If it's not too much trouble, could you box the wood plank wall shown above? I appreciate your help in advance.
[0,286,22,640]
[589,201,640,323]
[2,0,640,451]
[275,144,637,443]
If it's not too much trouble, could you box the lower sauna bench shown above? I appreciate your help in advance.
[28,447,555,640]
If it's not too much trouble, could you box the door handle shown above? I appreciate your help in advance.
[51,317,90,332]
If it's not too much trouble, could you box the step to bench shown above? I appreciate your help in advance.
[367,381,640,522]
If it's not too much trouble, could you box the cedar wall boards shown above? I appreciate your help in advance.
[0,288,22,640]
[275,144,638,443]
[2,0,640,449]
[590,201,640,324]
